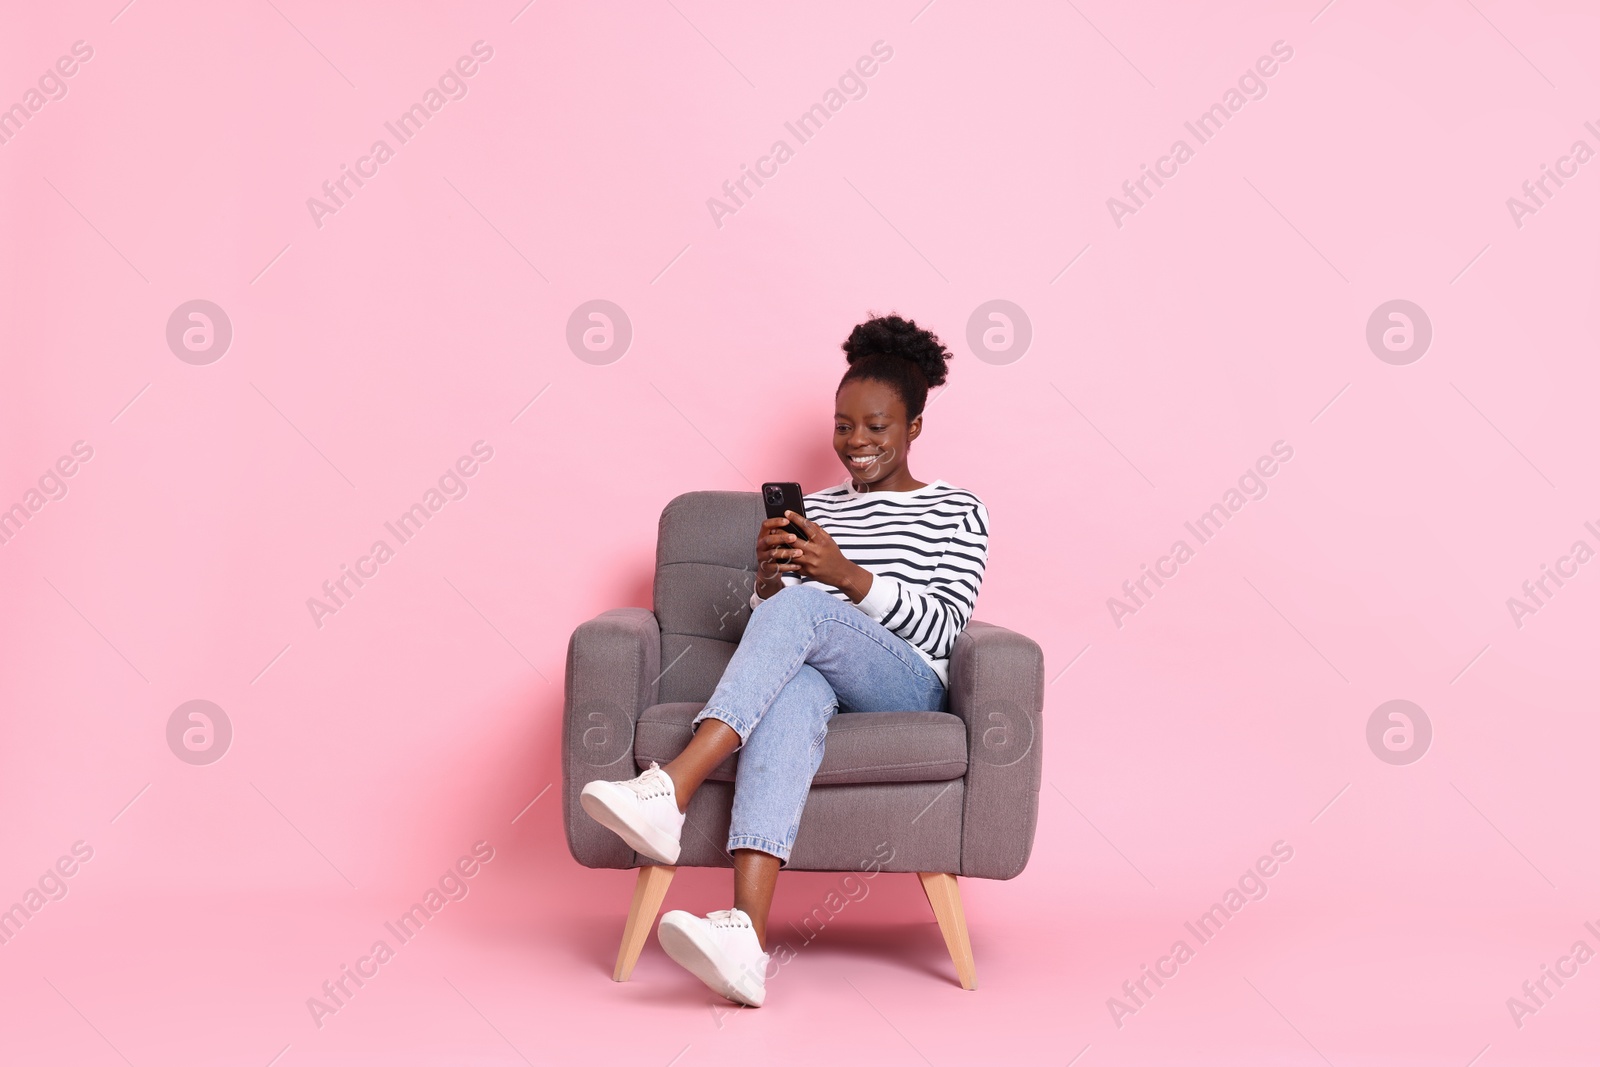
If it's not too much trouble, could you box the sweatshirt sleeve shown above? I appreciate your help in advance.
[749,573,800,611]
[852,501,990,660]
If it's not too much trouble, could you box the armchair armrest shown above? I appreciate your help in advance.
[947,619,1045,879]
[562,607,661,869]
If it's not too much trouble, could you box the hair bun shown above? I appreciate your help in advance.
[840,313,951,389]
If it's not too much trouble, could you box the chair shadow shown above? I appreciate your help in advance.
[495,910,628,980]
[514,913,739,1008]
[767,919,961,986]
[519,902,962,993]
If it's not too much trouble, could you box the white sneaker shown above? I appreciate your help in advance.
[658,908,770,1007]
[579,761,685,864]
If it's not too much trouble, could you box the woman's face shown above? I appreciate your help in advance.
[834,378,921,489]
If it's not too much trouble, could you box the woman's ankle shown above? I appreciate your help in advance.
[663,765,693,812]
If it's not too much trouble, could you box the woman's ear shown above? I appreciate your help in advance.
[906,414,922,443]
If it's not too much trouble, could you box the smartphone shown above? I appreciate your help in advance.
[761,482,809,541]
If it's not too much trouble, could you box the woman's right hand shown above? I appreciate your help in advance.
[755,516,800,596]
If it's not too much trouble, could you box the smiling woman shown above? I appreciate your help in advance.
[751,317,990,684]
[578,313,990,1008]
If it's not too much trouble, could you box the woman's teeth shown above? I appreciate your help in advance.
[849,455,879,467]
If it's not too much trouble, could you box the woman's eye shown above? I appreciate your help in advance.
[869,426,887,433]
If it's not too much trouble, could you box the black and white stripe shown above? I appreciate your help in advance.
[752,478,989,686]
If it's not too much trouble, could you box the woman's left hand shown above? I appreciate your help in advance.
[781,512,871,599]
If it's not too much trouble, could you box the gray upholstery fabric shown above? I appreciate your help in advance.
[561,608,659,870]
[651,491,761,704]
[656,633,734,707]
[560,490,1045,880]
[674,780,964,874]
[946,620,1045,880]
[634,702,969,785]
[654,563,752,653]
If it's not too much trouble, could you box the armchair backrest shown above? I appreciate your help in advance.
[652,490,764,703]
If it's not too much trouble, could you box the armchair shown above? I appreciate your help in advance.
[562,490,1044,989]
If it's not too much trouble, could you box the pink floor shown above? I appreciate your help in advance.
[4,774,1596,1066]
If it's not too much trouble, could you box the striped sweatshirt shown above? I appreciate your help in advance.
[750,478,990,686]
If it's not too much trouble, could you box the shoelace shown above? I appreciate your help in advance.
[623,761,674,802]
[706,908,752,930]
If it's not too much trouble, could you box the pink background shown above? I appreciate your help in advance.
[3,1,1597,1063]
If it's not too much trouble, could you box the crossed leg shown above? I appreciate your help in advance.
[658,585,946,951]
[660,665,836,951]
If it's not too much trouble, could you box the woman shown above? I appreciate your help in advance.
[580,313,990,1006]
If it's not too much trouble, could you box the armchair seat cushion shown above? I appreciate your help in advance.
[633,702,969,786]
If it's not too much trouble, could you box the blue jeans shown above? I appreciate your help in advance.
[691,583,948,866]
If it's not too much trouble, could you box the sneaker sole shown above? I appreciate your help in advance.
[579,783,681,865]
[658,917,766,1007]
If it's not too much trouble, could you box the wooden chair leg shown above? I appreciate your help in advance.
[917,871,941,920]
[613,864,676,982]
[917,872,977,990]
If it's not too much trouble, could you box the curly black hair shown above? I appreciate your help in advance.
[837,314,952,422]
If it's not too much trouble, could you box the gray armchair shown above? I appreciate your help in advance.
[562,490,1044,989]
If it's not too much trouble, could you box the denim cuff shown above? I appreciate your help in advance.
[691,706,751,745]
[726,833,792,866]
